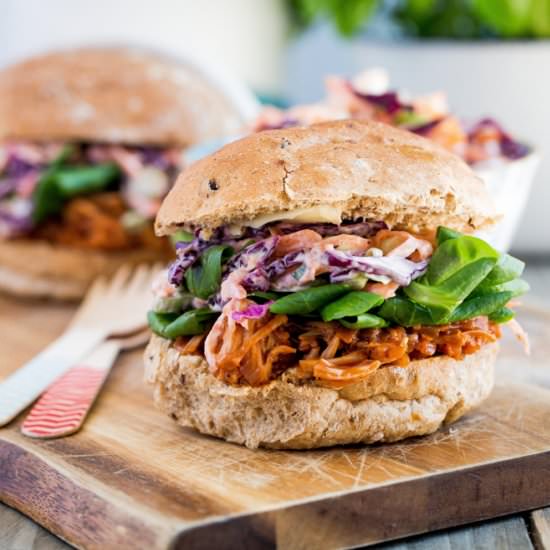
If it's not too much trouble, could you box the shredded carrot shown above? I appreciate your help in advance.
[174,334,206,355]
[311,359,381,388]
[183,309,502,388]
[34,192,169,252]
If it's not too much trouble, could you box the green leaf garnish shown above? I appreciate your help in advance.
[436,226,462,245]
[377,296,435,326]
[405,257,497,322]
[185,245,234,300]
[269,284,350,315]
[32,144,119,224]
[488,307,515,324]
[55,163,120,197]
[170,230,194,245]
[340,313,388,329]
[473,278,530,299]
[476,254,525,289]
[424,235,499,286]
[321,291,383,322]
[147,309,218,338]
[449,291,513,323]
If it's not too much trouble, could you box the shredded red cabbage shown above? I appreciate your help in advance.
[325,249,428,287]
[410,118,445,136]
[354,91,412,115]
[168,220,428,306]
[231,301,273,322]
[274,220,387,237]
[468,118,530,160]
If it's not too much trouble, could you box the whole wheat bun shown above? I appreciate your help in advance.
[0,47,247,146]
[145,334,497,449]
[0,239,170,300]
[156,119,497,236]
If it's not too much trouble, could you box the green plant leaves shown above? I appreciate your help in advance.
[405,257,497,322]
[321,291,383,322]
[54,164,120,197]
[288,0,550,39]
[436,226,462,245]
[473,278,530,299]
[377,296,434,326]
[403,233,501,322]
[531,0,550,36]
[449,291,514,322]
[472,0,533,37]
[489,307,515,323]
[269,284,350,315]
[424,235,499,286]
[476,254,525,290]
[170,230,194,245]
[185,245,234,300]
[286,0,378,36]
[32,148,120,224]
[147,309,219,338]
[340,313,388,329]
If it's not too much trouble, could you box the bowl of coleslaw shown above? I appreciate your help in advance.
[249,68,539,252]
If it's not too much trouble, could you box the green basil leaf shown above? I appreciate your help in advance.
[473,278,530,299]
[170,230,194,245]
[449,291,513,322]
[147,311,178,337]
[32,145,77,223]
[321,291,383,322]
[436,226,462,245]
[477,253,525,289]
[148,309,218,339]
[185,245,234,299]
[425,235,499,286]
[55,163,120,197]
[488,307,515,324]
[249,290,286,302]
[32,168,64,223]
[340,313,388,329]
[163,308,218,338]
[377,296,434,326]
[269,284,350,315]
[405,257,497,322]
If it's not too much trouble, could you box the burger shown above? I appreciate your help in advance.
[0,47,248,299]
[144,119,529,449]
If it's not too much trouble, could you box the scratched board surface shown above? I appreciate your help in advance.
[1,294,550,550]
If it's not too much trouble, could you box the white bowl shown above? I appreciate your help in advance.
[475,152,540,252]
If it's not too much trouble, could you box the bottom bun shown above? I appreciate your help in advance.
[0,239,171,300]
[145,335,497,449]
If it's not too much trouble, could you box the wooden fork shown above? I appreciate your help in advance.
[21,329,151,439]
[0,263,160,427]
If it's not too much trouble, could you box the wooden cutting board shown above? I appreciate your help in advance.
[1,295,550,550]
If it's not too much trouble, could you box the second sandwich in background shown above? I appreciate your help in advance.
[0,47,254,299]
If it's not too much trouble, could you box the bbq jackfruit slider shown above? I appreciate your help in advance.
[145,119,528,449]
[0,47,248,299]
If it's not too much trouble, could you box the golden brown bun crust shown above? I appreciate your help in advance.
[156,119,497,235]
[145,335,497,449]
[0,239,171,300]
[0,47,245,146]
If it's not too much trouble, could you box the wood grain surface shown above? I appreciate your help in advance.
[1,293,550,550]
[532,509,550,550]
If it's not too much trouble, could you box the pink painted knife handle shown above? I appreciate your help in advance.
[21,342,119,439]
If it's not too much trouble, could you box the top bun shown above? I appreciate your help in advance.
[155,119,497,235]
[0,47,247,146]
